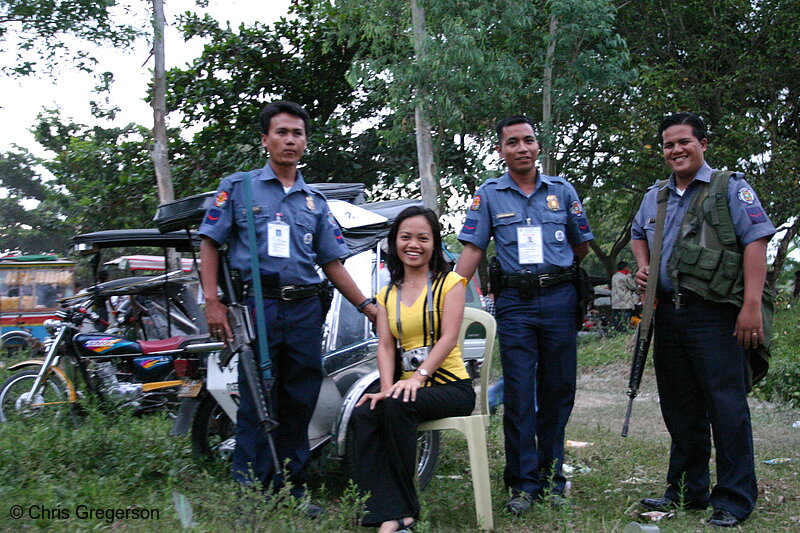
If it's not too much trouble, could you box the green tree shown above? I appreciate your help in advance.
[0,0,138,76]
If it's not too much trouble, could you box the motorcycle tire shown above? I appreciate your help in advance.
[0,369,72,424]
[191,392,236,462]
[342,380,441,491]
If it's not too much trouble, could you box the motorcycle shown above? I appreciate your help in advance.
[0,302,224,424]
[155,188,481,488]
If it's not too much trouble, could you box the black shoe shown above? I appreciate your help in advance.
[547,492,570,508]
[709,509,739,527]
[297,500,325,519]
[640,497,677,511]
[505,490,534,515]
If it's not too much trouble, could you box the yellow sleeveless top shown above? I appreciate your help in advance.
[377,271,470,384]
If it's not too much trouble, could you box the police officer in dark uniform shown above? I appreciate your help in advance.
[631,113,775,527]
[198,101,378,513]
[456,116,594,514]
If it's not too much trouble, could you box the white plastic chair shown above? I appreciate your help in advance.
[419,306,496,531]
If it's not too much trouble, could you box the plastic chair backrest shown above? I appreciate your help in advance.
[457,307,496,416]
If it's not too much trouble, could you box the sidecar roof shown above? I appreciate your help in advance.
[71,229,199,255]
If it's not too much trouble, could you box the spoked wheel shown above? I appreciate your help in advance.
[0,369,71,424]
[191,393,236,461]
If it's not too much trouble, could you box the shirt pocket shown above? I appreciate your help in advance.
[492,212,523,244]
[294,210,318,248]
[541,210,568,245]
[234,203,273,235]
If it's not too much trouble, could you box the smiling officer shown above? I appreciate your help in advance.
[631,112,775,527]
[198,101,377,515]
[456,115,594,514]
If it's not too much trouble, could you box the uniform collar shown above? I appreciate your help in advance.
[497,169,555,194]
[667,161,713,192]
[260,161,310,194]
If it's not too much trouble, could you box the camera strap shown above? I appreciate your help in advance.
[395,273,435,349]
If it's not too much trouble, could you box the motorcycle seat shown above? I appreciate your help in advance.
[138,334,210,353]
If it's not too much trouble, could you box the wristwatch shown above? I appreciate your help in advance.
[356,297,375,313]
[416,368,430,377]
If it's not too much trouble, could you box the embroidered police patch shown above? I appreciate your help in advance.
[745,205,766,224]
[461,218,478,235]
[570,201,583,216]
[576,216,591,234]
[213,191,228,208]
[205,208,221,225]
[327,211,337,226]
[737,187,755,204]
[470,195,481,211]
[333,227,346,245]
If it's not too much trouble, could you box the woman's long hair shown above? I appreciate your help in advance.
[385,206,450,285]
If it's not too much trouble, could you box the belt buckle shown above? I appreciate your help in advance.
[280,285,296,300]
[537,273,553,288]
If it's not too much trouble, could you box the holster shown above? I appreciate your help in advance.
[319,279,334,316]
[488,256,502,297]
[518,271,536,300]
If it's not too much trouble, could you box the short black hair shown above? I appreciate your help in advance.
[496,115,537,143]
[259,101,310,135]
[386,206,449,285]
[658,112,707,144]
[616,261,628,271]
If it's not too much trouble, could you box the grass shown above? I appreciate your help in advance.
[0,298,798,532]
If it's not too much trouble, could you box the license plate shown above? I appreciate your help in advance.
[178,379,203,398]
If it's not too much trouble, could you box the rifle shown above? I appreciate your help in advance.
[621,182,668,437]
[220,254,280,472]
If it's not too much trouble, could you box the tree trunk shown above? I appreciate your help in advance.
[410,0,440,215]
[151,0,179,271]
[767,218,798,289]
[151,0,173,205]
[541,14,559,176]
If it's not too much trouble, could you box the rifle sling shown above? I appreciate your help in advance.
[639,182,669,339]
[242,172,272,379]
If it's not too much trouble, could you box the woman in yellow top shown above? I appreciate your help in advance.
[351,206,476,533]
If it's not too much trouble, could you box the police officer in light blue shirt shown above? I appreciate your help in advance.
[198,101,377,514]
[456,116,594,515]
[631,112,775,527]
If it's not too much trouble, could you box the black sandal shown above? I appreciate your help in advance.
[395,518,417,532]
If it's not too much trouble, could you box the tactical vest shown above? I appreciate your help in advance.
[665,170,773,383]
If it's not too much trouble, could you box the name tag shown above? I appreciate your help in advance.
[268,220,291,258]
[517,226,543,264]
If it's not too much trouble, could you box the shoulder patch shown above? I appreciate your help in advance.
[570,201,583,216]
[461,218,478,235]
[214,191,228,208]
[737,187,755,205]
[744,205,766,224]
[205,208,221,226]
[470,195,481,211]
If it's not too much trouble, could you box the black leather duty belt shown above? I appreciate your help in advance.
[501,268,576,289]
[246,281,323,300]
[656,290,706,306]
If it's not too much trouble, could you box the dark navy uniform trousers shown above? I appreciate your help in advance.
[232,295,324,496]
[653,298,757,520]
[496,283,577,496]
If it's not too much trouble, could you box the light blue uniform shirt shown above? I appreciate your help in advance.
[631,162,776,291]
[198,163,349,285]
[457,171,594,274]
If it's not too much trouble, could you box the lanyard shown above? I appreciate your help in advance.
[395,274,435,348]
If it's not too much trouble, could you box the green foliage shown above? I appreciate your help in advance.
[752,297,800,406]
[0,0,139,76]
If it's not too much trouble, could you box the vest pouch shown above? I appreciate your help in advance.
[708,249,742,297]
[676,243,719,281]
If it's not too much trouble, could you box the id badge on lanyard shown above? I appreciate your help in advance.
[268,212,291,258]
[517,218,543,264]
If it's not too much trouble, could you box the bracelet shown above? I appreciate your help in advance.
[356,297,375,313]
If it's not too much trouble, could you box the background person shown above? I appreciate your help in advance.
[198,100,377,515]
[610,261,638,331]
[350,206,475,533]
[455,115,593,514]
[631,112,775,527]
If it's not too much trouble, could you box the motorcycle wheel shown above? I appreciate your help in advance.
[342,381,441,491]
[191,393,235,461]
[0,369,71,424]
